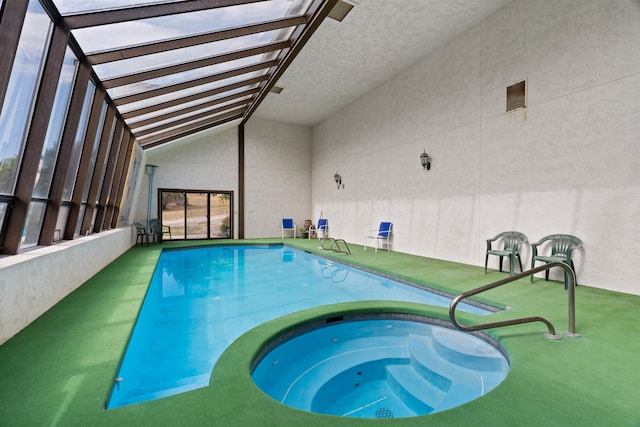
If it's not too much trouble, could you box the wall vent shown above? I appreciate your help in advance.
[506,80,526,112]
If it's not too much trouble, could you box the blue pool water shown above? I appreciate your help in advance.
[107,245,491,409]
[252,317,509,418]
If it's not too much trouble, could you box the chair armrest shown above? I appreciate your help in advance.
[531,240,544,258]
[486,233,504,251]
[487,234,501,243]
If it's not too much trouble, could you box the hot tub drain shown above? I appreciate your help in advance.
[375,408,394,419]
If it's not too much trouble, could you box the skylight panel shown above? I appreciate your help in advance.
[118,80,262,116]
[105,55,267,99]
[53,0,181,15]
[114,73,266,108]
[93,31,280,81]
[70,1,311,53]
[136,106,245,143]
[127,95,254,130]
[130,99,250,135]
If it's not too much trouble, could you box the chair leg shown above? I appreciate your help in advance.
[498,256,504,272]
[508,255,514,276]
[530,260,536,283]
[484,253,489,274]
[517,254,523,273]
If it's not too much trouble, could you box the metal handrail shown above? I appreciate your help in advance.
[320,238,352,255]
[331,239,351,255]
[320,238,332,250]
[449,261,580,340]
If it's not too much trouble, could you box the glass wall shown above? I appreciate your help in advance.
[0,0,135,254]
[0,0,52,195]
[62,81,95,201]
[74,100,107,236]
[32,47,78,199]
[20,47,78,249]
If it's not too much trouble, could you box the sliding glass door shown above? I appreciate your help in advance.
[209,192,231,238]
[159,189,232,240]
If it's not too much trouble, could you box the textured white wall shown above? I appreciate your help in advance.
[138,118,312,239]
[311,0,640,295]
[139,126,240,236]
[0,228,136,344]
[244,117,312,238]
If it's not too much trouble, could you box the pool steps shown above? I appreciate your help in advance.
[385,364,440,413]
[282,337,409,409]
[270,331,506,416]
[431,328,506,371]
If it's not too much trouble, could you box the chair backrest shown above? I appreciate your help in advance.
[149,218,160,232]
[498,231,527,250]
[134,223,147,234]
[378,222,392,238]
[547,234,583,256]
[282,218,294,229]
[317,218,328,230]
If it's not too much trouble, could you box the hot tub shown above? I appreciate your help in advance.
[252,314,509,419]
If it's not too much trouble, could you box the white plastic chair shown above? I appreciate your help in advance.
[308,218,328,240]
[364,222,393,252]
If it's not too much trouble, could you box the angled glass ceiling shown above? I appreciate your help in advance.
[51,0,333,148]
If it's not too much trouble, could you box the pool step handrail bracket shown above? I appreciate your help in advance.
[320,238,352,255]
[449,261,581,340]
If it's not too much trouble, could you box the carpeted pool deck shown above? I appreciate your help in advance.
[1,239,638,426]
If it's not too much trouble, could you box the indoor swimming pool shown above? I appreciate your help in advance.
[107,245,492,409]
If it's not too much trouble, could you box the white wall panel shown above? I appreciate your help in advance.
[0,229,135,344]
[141,126,239,236]
[244,117,312,238]
[311,0,640,295]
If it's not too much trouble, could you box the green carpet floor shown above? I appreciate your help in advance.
[0,238,638,426]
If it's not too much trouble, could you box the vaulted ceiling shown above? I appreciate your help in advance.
[52,0,513,150]
[53,0,336,149]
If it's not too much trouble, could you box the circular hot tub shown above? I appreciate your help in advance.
[252,314,509,419]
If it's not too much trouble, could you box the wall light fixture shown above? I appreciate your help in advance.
[420,150,431,171]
